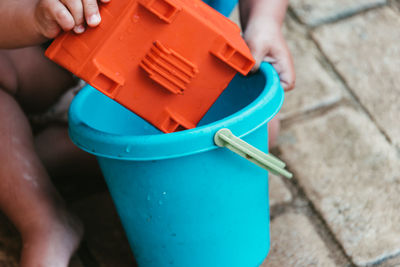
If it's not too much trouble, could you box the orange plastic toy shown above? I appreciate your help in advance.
[46,0,255,133]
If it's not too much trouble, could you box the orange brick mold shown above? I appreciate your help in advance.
[46,0,255,133]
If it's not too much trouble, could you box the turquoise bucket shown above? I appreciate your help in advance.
[203,0,238,17]
[69,63,284,267]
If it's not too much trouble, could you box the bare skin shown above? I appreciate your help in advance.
[239,0,295,90]
[0,0,108,48]
[239,0,295,147]
[35,123,102,181]
[0,0,108,266]
[0,47,83,267]
[0,0,294,266]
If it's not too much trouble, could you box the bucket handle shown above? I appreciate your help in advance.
[214,128,292,179]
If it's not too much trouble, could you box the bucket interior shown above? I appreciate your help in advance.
[78,73,266,136]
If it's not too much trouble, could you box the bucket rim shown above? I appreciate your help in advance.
[68,62,284,161]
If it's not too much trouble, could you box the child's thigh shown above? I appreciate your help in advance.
[4,46,76,113]
[0,50,18,95]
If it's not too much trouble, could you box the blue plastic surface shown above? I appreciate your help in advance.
[203,0,238,17]
[69,63,284,267]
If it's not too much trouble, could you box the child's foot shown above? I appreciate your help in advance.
[20,208,83,267]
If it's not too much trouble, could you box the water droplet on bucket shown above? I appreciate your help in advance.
[162,191,167,195]
[147,195,151,201]
[158,200,163,205]
[125,146,131,153]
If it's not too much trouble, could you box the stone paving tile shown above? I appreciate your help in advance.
[392,0,400,11]
[262,212,336,267]
[269,174,292,207]
[377,255,400,267]
[279,17,346,120]
[312,7,400,147]
[71,193,137,267]
[278,106,400,266]
[289,0,387,26]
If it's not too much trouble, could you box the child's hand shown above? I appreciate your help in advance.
[34,0,110,39]
[239,0,295,91]
[243,19,295,91]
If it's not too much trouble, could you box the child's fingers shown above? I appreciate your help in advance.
[244,38,267,71]
[51,1,75,32]
[243,26,272,71]
[61,0,85,33]
[269,44,296,91]
[250,42,296,90]
[249,47,265,71]
[82,0,101,27]
[244,29,295,90]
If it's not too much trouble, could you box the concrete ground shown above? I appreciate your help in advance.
[1,0,400,266]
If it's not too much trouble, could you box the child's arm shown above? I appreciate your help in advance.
[0,0,109,49]
[238,0,295,90]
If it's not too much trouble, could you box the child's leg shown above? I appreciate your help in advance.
[268,116,280,148]
[0,89,82,267]
[5,46,76,113]
[0,48,82,267]
[34,123,102,180]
